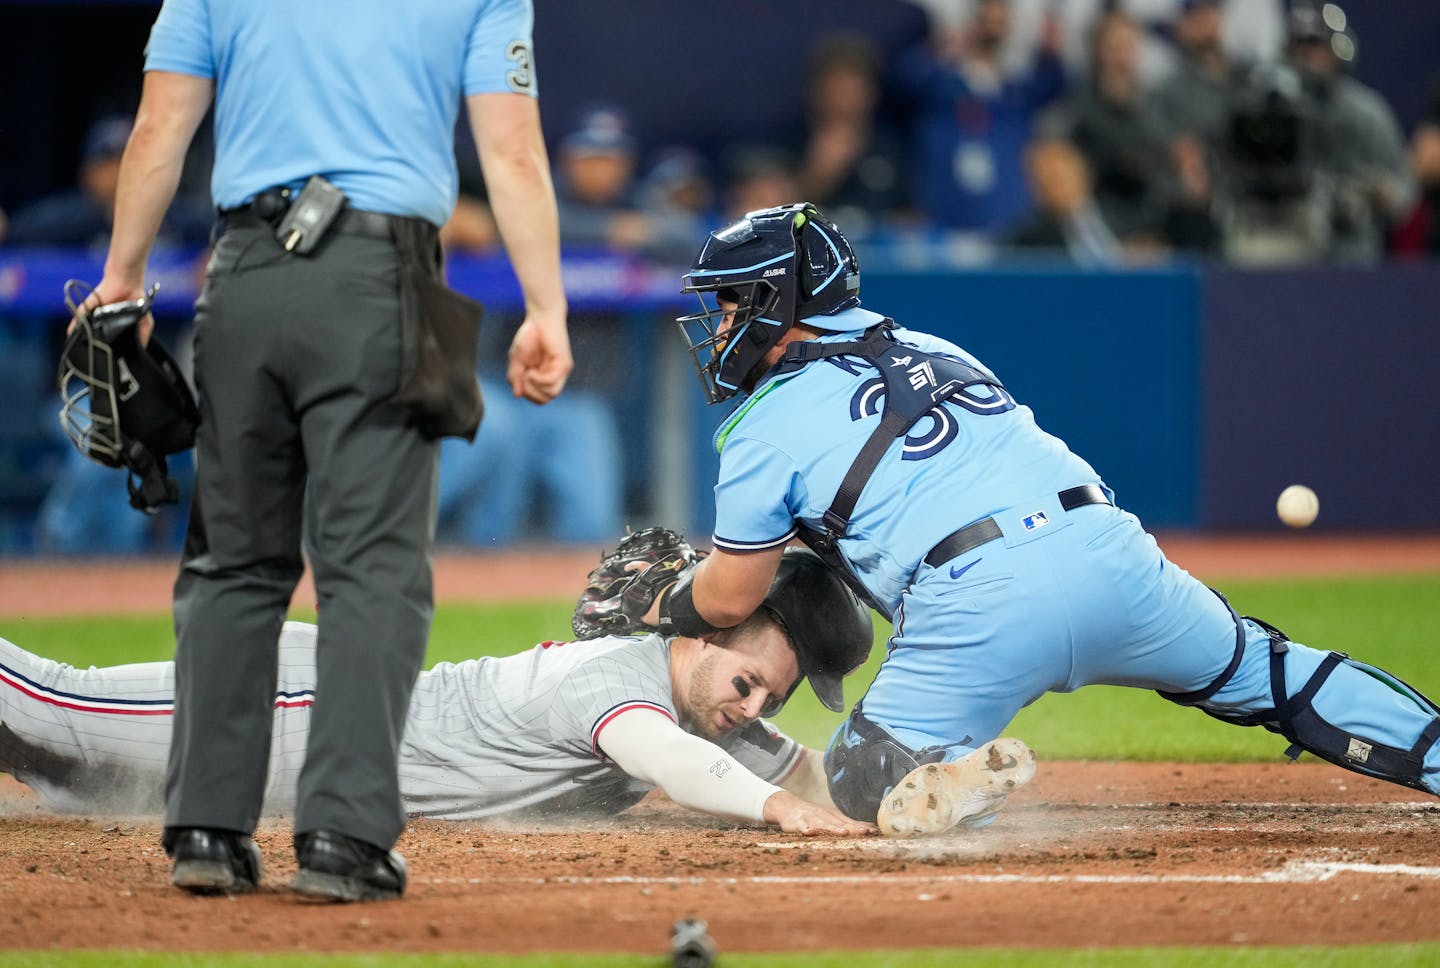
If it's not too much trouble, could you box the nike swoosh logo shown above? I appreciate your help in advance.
[949,558,982,579]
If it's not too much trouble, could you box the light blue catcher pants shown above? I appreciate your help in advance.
[852,501,1440,796]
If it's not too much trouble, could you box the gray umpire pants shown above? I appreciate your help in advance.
[166,222,437,851]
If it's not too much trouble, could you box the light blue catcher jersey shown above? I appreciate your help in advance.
[145,0,537,226]
[711,308,1104,614]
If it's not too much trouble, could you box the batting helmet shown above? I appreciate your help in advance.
[57,281,199,513]
[763,547,873,712]
[677,202,860,404]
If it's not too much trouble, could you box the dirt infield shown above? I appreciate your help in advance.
[1,534,1438,954]
[1,762,1437,954]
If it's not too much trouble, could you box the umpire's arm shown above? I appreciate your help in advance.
[467,91,571,404]
[99,71,213,317]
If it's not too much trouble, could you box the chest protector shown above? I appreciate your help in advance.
[769,322,1004,618]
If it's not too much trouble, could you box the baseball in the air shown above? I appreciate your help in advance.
[1276,484,1319,528]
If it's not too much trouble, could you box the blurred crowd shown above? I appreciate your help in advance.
[4,2,1438,266]
[2,0,1438,556]
[426,0,1439,270]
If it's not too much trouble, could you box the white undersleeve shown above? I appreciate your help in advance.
[596,708,780,823]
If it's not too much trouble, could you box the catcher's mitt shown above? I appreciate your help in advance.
[572,527,701,639]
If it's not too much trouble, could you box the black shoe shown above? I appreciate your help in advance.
[292,829,406,902]
[164,827,262,895]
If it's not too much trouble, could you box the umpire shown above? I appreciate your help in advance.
[89,0,571,900]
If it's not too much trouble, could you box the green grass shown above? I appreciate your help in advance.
[0,599,577,670]
[1,945,1438,967]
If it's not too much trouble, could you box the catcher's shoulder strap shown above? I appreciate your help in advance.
[774,321,1004,547]
[794,526,890,618]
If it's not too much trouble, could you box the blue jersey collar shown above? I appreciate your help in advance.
[808,307,887,334]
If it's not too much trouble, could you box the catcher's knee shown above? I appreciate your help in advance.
[824,709,945,821]
[1197,617,1440,794]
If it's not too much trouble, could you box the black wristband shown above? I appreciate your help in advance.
[658,568,721,637]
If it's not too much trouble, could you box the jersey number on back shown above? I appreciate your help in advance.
[845,363,1015,461]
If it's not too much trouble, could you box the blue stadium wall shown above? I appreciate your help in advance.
[1200,265,1440,531]
[3,254,1438,546]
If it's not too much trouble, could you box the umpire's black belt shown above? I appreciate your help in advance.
[216,201,398,241]
[923,484,1112,568]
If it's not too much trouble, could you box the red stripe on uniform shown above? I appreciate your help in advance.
[0,672,314,716]
[776,745,807,784]
[0,674,173,716]
[591,702,675,755]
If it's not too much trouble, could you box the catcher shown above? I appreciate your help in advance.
[0,535,875,880]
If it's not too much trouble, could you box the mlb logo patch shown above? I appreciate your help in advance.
[1022,510,1050,532]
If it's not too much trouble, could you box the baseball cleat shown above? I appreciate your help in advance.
[167,828,263,894]
[877,737,1037,838]
[292,829,407,902]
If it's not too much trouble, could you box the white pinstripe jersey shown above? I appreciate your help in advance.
[0,622,804,819]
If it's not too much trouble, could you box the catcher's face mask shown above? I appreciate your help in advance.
[677,203,862,404]
[57,280,200,513]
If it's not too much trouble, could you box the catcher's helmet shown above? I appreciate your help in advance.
[763,547,873,713]
[678,202,860,404]
[57,281,199,513]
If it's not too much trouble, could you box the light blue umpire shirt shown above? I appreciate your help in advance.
[144,0,537,228]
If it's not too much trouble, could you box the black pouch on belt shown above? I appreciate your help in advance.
[388,217,486,441]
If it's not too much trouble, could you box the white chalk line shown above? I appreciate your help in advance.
[422,860,1440,888]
